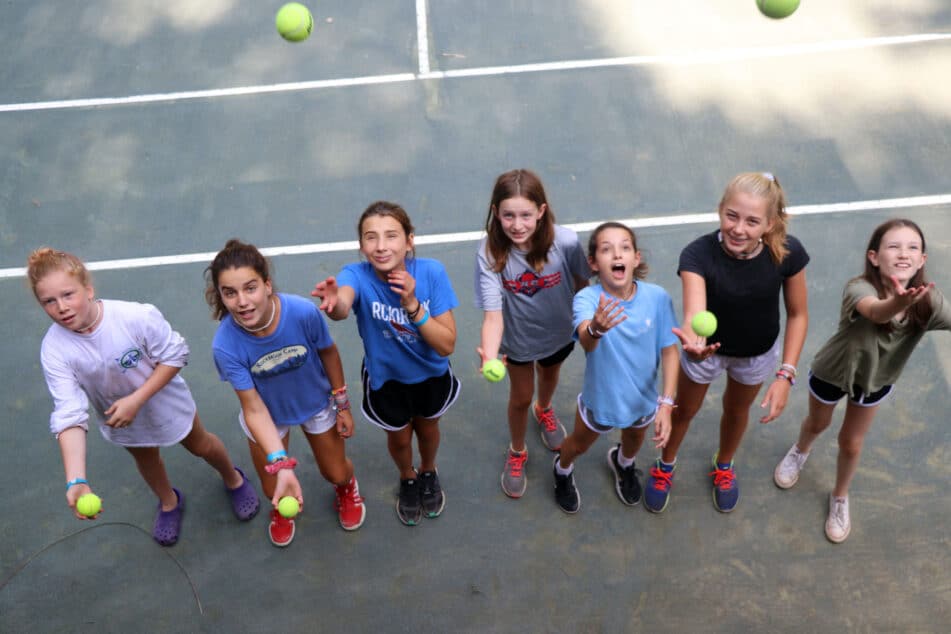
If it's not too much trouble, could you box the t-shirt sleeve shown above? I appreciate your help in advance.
[474,242,503,311]
[213,336,255,392]
[842,279,878,323]
[306,301,335,351]
[41,338,90,435]
[426,261,459,318]
[677,236,708,277]
[139,304,189,368]
[656,289,680,349]
[336,265,361,310]
[781,236,810,277]
[561,228,591,282]
[927,288,951,331]
[572,287,597,338]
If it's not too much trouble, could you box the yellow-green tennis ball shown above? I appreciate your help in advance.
[483,359,506,383]
[76,493,102,518]
[691,310,718,338]
[276,3,313,42]
[278,496,300,518]
[757,0,800,19]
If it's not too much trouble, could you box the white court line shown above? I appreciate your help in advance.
[416,0,430,75]
[1,33,949,113]
[2,193,949,280]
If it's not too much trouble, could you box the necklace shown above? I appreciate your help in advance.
[240,297,276,334]
[718,231,763,260]
[78,300,103,334]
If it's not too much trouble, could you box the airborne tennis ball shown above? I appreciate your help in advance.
[757,0,800,20]
[691,311,718,338]
[276,3,314,42]
[278,496,300,518]
[76,493,102,518]
[482,359,506,383]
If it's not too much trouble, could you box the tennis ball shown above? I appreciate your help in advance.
[76,493,102,518]
[757,0,800,19]
[276,3,313,42]
[482,359,506,383]
[278,496,300,518]
[691,310,718,338]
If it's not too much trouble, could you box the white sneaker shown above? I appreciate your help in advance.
[825,495,851,543]
[773,444,809,489]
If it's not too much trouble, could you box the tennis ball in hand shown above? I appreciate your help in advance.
[76,493,102,517]
[278,496,300,518]
[276,3,314,42]
[482,359,506,383]
[757,0,800,19]
[691,311,718,338]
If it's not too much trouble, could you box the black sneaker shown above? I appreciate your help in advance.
[419,470,445,519]
[553,455,580,514]
[396,476,422,526]
[607,444,642,506]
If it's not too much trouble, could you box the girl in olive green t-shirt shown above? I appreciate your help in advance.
[773,218,951,544]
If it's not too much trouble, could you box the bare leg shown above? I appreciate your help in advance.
[534,361,564,411]
[178,414,242,489]
[387,425,417,480]
[620,425,648,460]
[795,394,838,453]
[304,426,354,487]
[832,403,879,498]
[507,362,535,453]
[558,408,600,468]
[716,377,764,464]
[125,446,177,511]
[413,417,441,473]
[662,368,710,463]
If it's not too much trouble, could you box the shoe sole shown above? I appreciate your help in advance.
[644,497,670,514]
[339,505,366,531]
[606,447,640,507]
[269,520,295,548]
[825,524,851,543]
[773,468,800,490]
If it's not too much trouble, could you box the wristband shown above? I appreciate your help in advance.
[264,457,298,474]
[586,324,603,339]
[266,449,288,463]
[331,385,348,396]
[414,310,430,327]
[780,363,798,378]
[406,302,422,319]
[66,477,88,490]
[656,395,676,408]
[333,399,351,412]
[775,370,796,386]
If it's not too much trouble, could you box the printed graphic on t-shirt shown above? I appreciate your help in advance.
[251,345,308,378]
[503,269,562,297]
[372,299,428,344]
[116,348,143,371]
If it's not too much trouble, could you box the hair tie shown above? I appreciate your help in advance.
[762,172,775,182]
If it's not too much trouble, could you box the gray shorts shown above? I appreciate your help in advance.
[576,393,655,433]
[238,402,337,442]
[680,338,780,386]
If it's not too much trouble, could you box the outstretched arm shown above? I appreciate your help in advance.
[312,276,356,320]
[59,426,98,519]
[857,275,934,324]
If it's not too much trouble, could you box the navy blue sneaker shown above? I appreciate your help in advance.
[553,456,580,514]
[644,459,675,513]
[710,454,739,513]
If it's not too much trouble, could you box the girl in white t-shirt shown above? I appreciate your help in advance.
[474,169,589,499]
[28,248,258,547]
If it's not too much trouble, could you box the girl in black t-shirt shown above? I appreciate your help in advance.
[643,172,810,514]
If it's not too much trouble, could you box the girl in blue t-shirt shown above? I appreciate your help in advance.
[551,222,680,514]
[207,239,366,548]
[313,201,460,527]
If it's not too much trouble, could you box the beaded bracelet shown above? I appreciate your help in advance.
[780,363,798,378]
[266,449,288,463]
[775,370,796,386]
[414,310,430,327]
[334,399,351,412]
[331,385,348,396]
[264,457,298,474]
[586,324,604,339]
[656,395,676,408]
[406,302,422,319]
[66,477,88,490]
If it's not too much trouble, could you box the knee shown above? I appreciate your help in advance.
[837,436,864,460]
[319,458,351,485]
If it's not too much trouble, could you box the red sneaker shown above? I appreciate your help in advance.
[268,508,295,547]
[335,477,366,531]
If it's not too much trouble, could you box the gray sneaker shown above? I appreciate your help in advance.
[774,443,810,489]
[534,402,566,451]
[501,448,528,498]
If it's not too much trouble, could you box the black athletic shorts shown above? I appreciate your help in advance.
[361,363,461,431]
[808,372,893,407]
[507,342,575,368]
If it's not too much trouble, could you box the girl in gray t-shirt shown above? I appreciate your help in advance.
[773,218,951,544]
[474,169,589,499]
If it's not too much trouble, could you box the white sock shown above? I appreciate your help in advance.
[554,459,573,476]
[618,450,636,469]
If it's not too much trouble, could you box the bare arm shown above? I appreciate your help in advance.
[235,388,302,506]
[58,426,96,518]
[759,269,809,424]
[104,363,181,428]
[856,275,934,324]
[317,343,354,438]
[671,271,720,359]
[578,293,627,353]
[478,310,504,368]
[652,343,680,448]
[312,276,357,321]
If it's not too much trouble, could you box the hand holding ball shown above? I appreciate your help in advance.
[278,496,300,519]
[691,311,718,338]
[76,493,102,518]
[276,3,314,42]
[757,0,800,19]
[482,359,506,383]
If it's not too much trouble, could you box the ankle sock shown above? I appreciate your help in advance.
[618,451,635,469]
[554,459,573,476]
